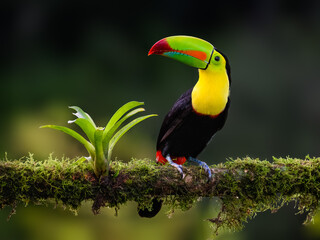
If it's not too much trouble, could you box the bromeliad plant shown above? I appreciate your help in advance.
[41,101,157,177]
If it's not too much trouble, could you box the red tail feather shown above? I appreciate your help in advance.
[156,151,186,165]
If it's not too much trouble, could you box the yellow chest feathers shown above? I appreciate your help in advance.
[191,67,230,116]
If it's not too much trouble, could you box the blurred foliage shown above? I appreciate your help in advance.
[1,0,320,239]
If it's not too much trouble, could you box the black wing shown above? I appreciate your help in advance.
[156,89,193,149]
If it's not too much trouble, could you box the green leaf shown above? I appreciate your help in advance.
[74,156,88,164]
[69,106,97,128]
[68,106,97,143]
[40,125,95,158]
[104,101,144,134]
[107,114,157,161]
[102,107,145,154]
[93,127,107,176]
[68,118,96,144]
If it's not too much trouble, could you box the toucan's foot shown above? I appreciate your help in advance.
[188,157,212,180]
[166,155,185,178]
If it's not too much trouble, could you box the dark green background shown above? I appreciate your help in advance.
[1,1,320,239]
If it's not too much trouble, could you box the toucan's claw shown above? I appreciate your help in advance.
[188,157,213,180]
[166,155,185,178]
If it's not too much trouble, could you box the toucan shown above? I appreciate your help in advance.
[138,35,231,218]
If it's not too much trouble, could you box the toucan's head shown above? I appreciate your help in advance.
[148,35,230,74]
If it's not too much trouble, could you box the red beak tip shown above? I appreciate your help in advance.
[148,38,171,56]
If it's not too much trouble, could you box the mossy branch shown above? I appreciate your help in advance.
[1,154,320,234]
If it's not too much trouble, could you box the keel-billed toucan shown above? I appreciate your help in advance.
[138,35,231,218]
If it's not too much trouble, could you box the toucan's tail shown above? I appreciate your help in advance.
[138,199,163,218]
[138,151,185,218]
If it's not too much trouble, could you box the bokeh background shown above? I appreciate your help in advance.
[1,1,320,239]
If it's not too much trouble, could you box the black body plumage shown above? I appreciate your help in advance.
[138,90,230,218]
[157,89,230,158]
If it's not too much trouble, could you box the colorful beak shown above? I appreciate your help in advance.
[148,35,214,69]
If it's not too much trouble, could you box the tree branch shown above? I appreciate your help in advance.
[1,154,320,233]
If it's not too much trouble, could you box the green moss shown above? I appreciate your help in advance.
[0,153,93,214]
[0,155,319,236]
[209,156,320,233]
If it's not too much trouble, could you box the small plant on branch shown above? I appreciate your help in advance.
[41,101,157,177]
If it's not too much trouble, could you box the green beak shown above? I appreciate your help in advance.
[148,35,214,69]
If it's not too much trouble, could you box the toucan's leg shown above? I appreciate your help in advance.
[188,157,212,179]
[166,154,184,178]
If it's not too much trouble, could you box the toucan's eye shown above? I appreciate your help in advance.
[214,56,220,62]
